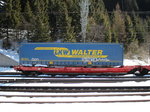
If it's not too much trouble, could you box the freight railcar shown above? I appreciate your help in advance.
[14,43,149,76]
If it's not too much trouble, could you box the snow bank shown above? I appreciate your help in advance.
[0,49,19,62]
[124,59,149,66]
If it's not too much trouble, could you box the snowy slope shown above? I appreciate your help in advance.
[0,49,19,62]
[0,49,19,72]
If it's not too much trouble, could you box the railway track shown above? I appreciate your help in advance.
[1,72,150,103]
[1,92,150,103]
[0,76,150,83]
[0,72,149,77]
[1,92,150,97]
[0,71,150,84]
[0,86,150,103]
[0,72,22,75]
[1,99,150,103]
[0,85,150,92]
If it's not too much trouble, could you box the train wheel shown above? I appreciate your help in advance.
[127,68,137,74]
[22,71,40,77]
[29,71,41,77]
[69,74,77,78]
[139,69,149,76]
[51,75,56,77]
[22,71,30,77]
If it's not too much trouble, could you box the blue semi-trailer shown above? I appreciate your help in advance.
[19,43,123,67]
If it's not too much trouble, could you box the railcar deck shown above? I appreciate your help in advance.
[13,65,150,76]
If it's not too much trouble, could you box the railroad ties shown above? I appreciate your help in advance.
[0,85,150,92]
[0,76,150,83]
[0,73,150,103]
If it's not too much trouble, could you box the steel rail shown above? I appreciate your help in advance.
[1,92,150,97]
[1,99,150,103]
[0,86,150,92]
[0,77,150,83]
[0,72,141,77]
[0,72,22,75]
[0,71,149,76]
[0,72,149,78]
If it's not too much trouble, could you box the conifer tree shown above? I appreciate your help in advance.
[67,0,80,42]
[31,0,50,42]
[2,0,21,28]
[48,0,58,41]
[62,1,76,42]
[133,14,147,44]
[88,0,112,42]
[124,13,136,44]
[12,0,21,28]
[63,14,76,42]
[1,0,21,49]
[146,17,150,32]
[112,4,126,44]
[50,1,76,42]
[48,0,65,41]
[24,0,34,23]
[23,0,35,40]
[123,13,137,52]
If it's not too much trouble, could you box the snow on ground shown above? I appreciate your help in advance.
[0,48,150,112]
[0,49,19,62]
[124,59,149,66]
[0,102,149,112]
[0,49,19,72]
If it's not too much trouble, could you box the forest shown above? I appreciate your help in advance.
[0,0,150,60]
